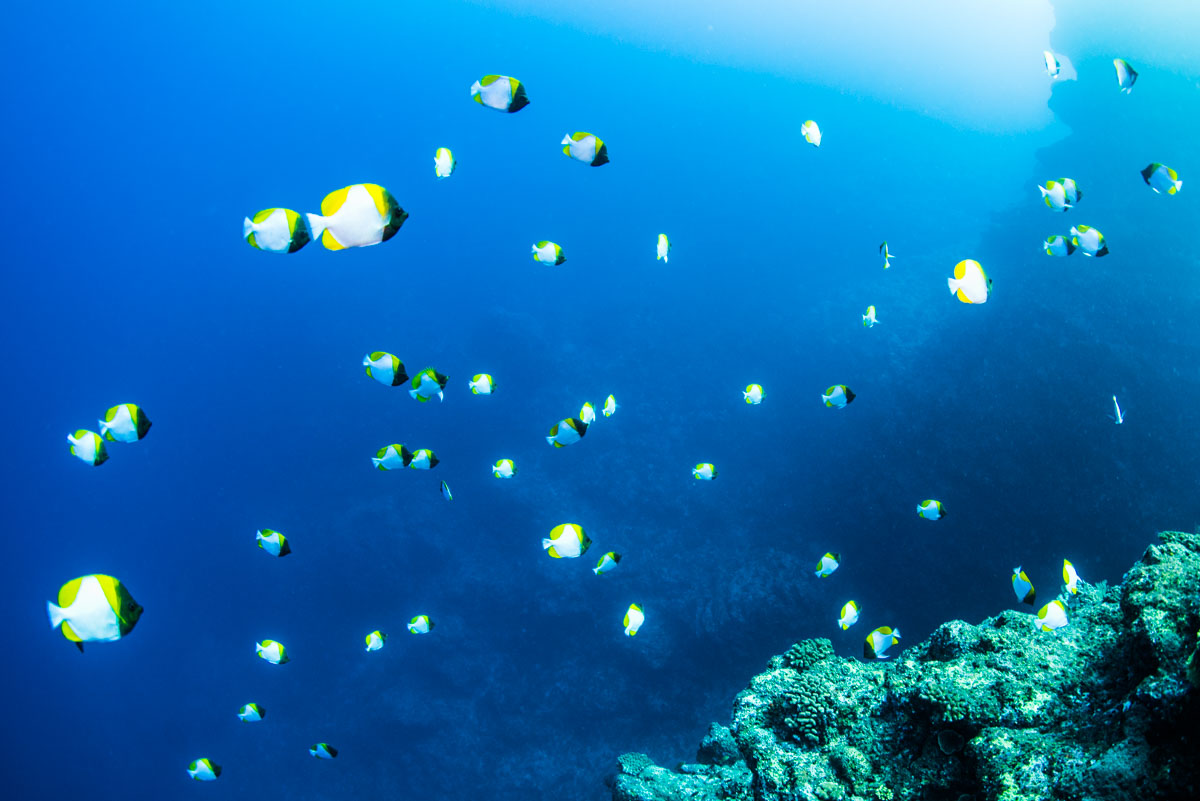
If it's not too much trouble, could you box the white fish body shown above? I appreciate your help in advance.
[579,402,596,425]
[306,184,387,249]
[434,147,456,179]
[623,604,644,636]
[243,208,297,253]
[46,576,122,642]
[801,120,821,147]
[657,234,670,262]
[493,459,516,478]
[838,601,860,630]
[67,430,107,466]
[948,259,990,304]
[862,305,879,328]
[1043,50,1061,78]
[603,395,618,417]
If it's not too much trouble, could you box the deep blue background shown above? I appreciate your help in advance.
[2,2,1197,799]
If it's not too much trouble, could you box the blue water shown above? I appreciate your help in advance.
[4,2,1199,799]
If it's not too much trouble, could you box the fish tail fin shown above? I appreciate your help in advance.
[97,419,110,437]
[437,391,444,402]
[305,213,327,240]
[561,135,572,145]
[47,601,66,629]
[243,217,255,239]
[947,277,959,295]
[545,436,555,445]
[371,457,384,468]
[541,538,554,550]
[1037,185,1049,196]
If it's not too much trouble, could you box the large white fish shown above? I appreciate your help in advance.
[948,259,991,304]
[546,417,587,447]
[1038,179,1080,211]
[1043,235,1075,257]
[801,120,822,147]
[864,626,901,659]
[306,184,408,250]
[1141,163,1182,196]
[99,403,152,442]
[561,132,609,166]
[470,75,530,112]
[543,523,592,558]
[1069,225,1108,257]
[47,575,143,651]
[67,430,108,466]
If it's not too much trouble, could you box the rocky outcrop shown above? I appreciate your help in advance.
[612,531,1200,801]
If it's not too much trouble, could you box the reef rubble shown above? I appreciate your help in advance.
[611,531,1200,801]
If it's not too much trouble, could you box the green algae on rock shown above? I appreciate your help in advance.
[611,531,1200,801]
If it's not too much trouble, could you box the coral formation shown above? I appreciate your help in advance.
[611,531,1200,801]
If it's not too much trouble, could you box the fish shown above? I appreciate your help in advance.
[692,463,717,480]
[838,600,860,630]
[493,458,516,478]
[916,499,945,520]
[306,183,408,250]
[365,630,387,651]
[372,444,412,470]
[410,368,449,402]
[1112,395,1125,425]
[440,480,453,501]
[47,575,143,651]
[624,603,645,636]
[237,703,264,722]
[531,240,566,265]
[1141,163,1182,195]
[561,132,610,166]
[99,403,151,442]
[1034,599,1068,631]
[434,147,456,179]
[594,552,622,576]
[255,640,289,664]
[603,395,618,417]
[546,417,588,447]
[1043,235,1076,257]
[821,385,855,408]
[187,759,222,781]
[1069,225,1108,257]
[657,234,671,262]
[363,352,408,387]
[256,529,291,557]
[310,743,338,760]
[1038,179,1081,211]
[743,384,764,405]
[1043,50,1061,78]
[405,448,439,470]
[864,626,901,659]
[801,119,822,147]
[1063,559,1082,595]
[815,552,841,578]
[862,305,879,328]
[1012,567,1037,605]
[469,374,495,395]
[243,208,312,253]
[470,74,529,112]
[1113,58,1138,93]
[580,402,597,425]
[67,430,108,466]
[408,615,434,634]
[948,259,991,304]
[543,524,592,559]
[879,241,895,269]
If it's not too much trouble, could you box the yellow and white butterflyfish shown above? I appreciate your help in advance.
[579,401,596,425]
[67,430,108,466]
[916,499,945,520]
[434,147,456,179]
[693,463,717,480]
[1062,559,1081,594]
[1113,58,1138,93]
[623,603,644,636]
[1043,235,1076,257]
[310,743,338,759]
[470,74,529,113]
[363,351,408,387]
[255,640,289,664]
[99,403,151,442]
[493,458,516,478]
[546,417,588,447]
[373,443,412,470]
[410,367,449,402]
[657,234,670,262]
[862,305,879,328]
[1141,163,1182,196]
[594,551,621,576]
[879,241,895,269]
[365,630,387,651]
[1011,567,1037,605]
[948,259,991,304]
[838,600,860,630]
[814,552,841,578]
[743,384,764,405]
[561,132,610,166]
[801,119,822,147]
[821,385,856,408]
[1043,50,1061,78]
[863,626,901,659]
[1069,225,1108,257]
[47,574,143,651]
[603,394,618,417]
[469,374,495,395]
[406,448,439,470]
[1038,179,1079,212]
[305,183,408,250]
[237,703,264,722]
[256,528,291,557]
[531,240,566,265]
[244,208,312,253]
[543,523,592,558]
[187,758,222,781]
[1033,600,1068,631]
[408,614,434,634]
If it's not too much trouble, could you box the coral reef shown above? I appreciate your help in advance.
[612,531,1200,801]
